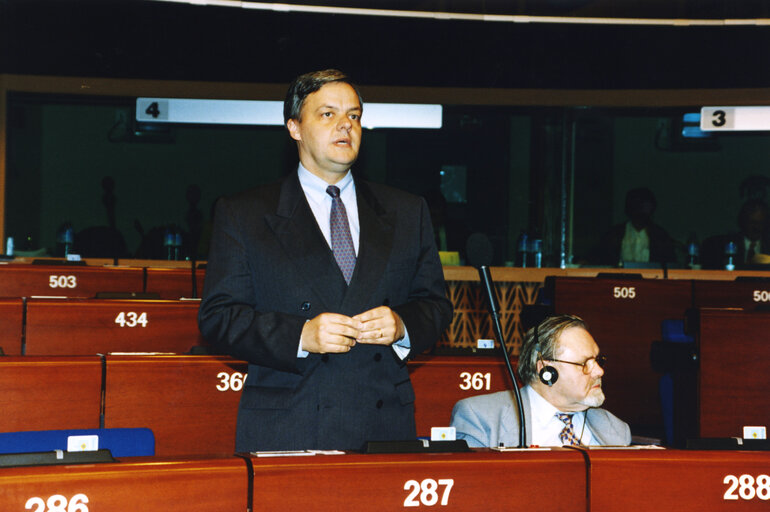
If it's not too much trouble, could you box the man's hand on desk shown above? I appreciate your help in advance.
[300,313,359,354]
[353,306,405,346]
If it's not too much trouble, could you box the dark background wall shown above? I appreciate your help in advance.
[2,1,770,263]
[3,0,770,89]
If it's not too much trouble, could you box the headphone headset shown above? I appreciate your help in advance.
[534,320,559,387]
[539,363,559,387]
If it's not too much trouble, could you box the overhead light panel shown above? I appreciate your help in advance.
[136,98,443,129]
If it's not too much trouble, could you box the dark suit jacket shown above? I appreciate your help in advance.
[198,172,453,451]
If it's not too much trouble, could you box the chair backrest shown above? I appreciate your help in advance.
[0,428,155,457]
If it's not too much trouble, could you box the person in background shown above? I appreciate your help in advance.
[701,198,770,269]
[592,187,676,267]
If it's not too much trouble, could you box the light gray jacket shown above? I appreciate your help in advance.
[450,388,632,448]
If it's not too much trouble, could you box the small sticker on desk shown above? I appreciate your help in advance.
[477,339,494,349]
[431,427,456,441]
[744,426,767,439]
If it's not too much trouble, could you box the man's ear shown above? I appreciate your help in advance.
[286,119,301,142]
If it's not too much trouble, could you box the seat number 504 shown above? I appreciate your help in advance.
[403,479,454,507]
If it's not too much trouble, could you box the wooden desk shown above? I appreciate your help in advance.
[0,298,23,355]
[0,456,248,511]
[696,309,770,438]
[101,354,512,456]
[546,276,693,435]
[103,355,248,456]
[408,355,514,436]
[0,264,144,298]
[588,448,770,511]
[248,449,586,511]
[24,298,206,355]
[145,267,198,299]
[0,356,102,432]
[693,279,770,309]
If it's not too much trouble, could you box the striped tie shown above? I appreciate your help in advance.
[557,413,582,446]
[327,185,356,284]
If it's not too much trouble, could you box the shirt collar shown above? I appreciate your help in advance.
[526,385,586,430]
[297,163,353,198]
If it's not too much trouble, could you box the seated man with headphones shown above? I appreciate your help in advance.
[450,314,631,447]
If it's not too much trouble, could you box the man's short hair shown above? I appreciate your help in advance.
[283,69,363,124]
[518,314,587,385]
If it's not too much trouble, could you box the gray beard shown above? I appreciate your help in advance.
[581,387,606,408]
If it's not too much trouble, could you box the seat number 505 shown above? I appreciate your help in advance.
[613,286,636,299]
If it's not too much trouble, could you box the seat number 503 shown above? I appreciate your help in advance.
[49,275,77,288]
[403,479,454,507]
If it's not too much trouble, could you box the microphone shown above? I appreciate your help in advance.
[466,233,527,448]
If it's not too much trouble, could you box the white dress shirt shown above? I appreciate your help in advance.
[296,165,410,359]
[525,385,596,447]
[298,164,360,255]
[620,221,650,263]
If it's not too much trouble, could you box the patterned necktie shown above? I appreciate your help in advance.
[557,413,582,446]
[326,185,356,284]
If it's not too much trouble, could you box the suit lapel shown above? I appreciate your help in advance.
[264,174,346,311]
[340,180,395,313]
[500,388,532,447]
[586,409,610,445]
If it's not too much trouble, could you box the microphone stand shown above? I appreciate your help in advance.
[478,265,527,448]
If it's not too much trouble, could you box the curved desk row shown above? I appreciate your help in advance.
[0,355,513,456]
[2,448,769,511]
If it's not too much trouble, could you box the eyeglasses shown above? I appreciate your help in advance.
[548,354,607,374]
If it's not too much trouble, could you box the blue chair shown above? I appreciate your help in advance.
[0,428,154,457]
[657,319,695,446]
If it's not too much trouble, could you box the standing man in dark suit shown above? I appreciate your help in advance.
[198,69,453,452]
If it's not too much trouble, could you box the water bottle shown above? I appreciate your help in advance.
[65,225,74,257]
[725,241,737,271]
[174,230,183,261]
[516,232,528,267]
[530,239,543,268]
[164,228,175,260]
[687,235,699,268]
[5,237,13,256]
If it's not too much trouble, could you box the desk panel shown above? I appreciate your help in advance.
[25,298,206,355]
[0,265,143,298]
[104,355,247,456]
[249,449,586,511]
[145,267,197,299]
[0,298,23,355]
[0,456,248,511]
[547,276,692,434]
[408,355,514,436]
[696,309,770,438]
[0,356,102,432]
[693,279,770,309]
[589,448,770,511]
